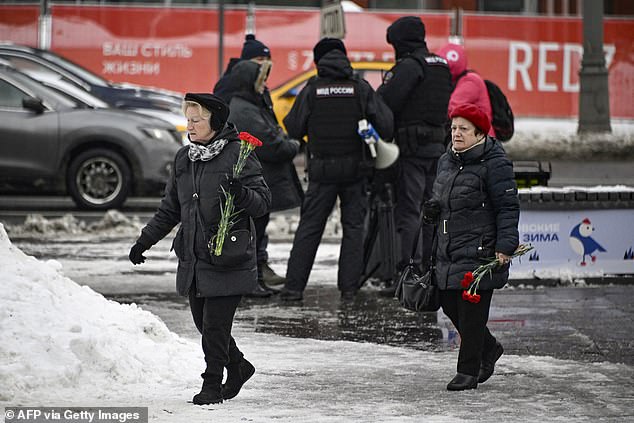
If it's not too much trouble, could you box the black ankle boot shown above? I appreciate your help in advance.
[222,358,256,400]
[478,341,504,383]
[245,280,274,298]
[192,380,223,405]
[246,265,274,298]
[446,373,478,391]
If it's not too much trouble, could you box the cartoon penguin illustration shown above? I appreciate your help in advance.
[569,218,606,266]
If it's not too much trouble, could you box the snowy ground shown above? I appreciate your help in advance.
[504,118,634,160]
[1,223,633,422]
[1,117,633,421]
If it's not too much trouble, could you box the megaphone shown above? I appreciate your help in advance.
[357,119,400,169]
[374,138,400,169]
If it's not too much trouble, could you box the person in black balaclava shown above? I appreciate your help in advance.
[227,59,304,298]
[377,16,452,294]
[213,34,288,287]
[278,38,393,302]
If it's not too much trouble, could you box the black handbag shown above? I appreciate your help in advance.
[394,222,440,312]
[192,169,254,267]
[207,227,254,267]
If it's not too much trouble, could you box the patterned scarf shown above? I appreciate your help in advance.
[188,138,228,162]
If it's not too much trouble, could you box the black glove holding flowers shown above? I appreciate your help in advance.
[221,176,247,205]
[422,199,441,225]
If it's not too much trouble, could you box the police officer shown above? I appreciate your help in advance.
[377,16,452,287]
[279,38,393,301]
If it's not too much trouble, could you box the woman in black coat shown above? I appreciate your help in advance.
[228,59,304,296]
[128,93,271,405]
[424,103,519,391]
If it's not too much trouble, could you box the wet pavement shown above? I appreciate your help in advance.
[13,236,634,367]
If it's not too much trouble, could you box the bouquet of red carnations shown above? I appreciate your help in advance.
[461,244,534,303]
[212,132,262,257]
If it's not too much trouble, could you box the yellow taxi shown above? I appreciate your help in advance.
[270,61,393,128]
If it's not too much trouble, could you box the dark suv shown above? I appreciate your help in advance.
[0,65,181,210]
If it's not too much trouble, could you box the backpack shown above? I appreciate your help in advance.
[484,79,514,142]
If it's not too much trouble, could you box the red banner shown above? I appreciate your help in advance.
[462,14,633,118]
[0,5,39,47]
[1,5,632,119]
[50,7,450,93]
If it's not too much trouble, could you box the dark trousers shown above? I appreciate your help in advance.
[285,179,367,293]
[188,288,243,382]
[254,213,270,265]
[395,157,438,270]
[440,289,498,377]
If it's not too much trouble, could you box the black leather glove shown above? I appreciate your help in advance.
[222,177,247,204]
[422,200,441,225]
[128,242,147,265]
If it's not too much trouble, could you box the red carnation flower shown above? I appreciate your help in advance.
[462,291,471,301]
[464,272,474,284]
[239,131,263,147]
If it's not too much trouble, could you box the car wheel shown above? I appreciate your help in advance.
[67,149,131,210]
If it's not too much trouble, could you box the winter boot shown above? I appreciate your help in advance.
[279,287,303,301]
[245,264,275,298]
[261,262,286,285]
[478,341,504,383]
[446,373,478,391]
[192,376,223,405]
[221,358,256,400]
[244,280,274,298]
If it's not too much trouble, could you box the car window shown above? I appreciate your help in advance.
[0,54,89,91]
[3,69,80,110]
[1,55,58,78]
[0,78,26,108]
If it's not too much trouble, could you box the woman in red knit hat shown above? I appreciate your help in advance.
[423,103,520,391]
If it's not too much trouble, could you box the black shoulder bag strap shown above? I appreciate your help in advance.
[407,220,437,273]
[190,162,209,235]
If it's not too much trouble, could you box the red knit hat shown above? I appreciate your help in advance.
[449,103,491,135]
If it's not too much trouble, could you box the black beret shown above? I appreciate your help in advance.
[241,34,271,60]
[184,93,229,131]
[313,37,347,64]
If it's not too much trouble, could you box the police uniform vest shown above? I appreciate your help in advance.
[305,77,370,182]
[398,53,452,128]
[307,78,363,156]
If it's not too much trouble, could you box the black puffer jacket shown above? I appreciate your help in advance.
[228,60,304,212]
[137,123,271,297]
[432,138,519,290]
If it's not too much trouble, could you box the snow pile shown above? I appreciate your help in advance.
[6,210,144,237]
[506,118,634,160]
[0,223,200,403]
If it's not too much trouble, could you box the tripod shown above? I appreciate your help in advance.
[359,170,398,289]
